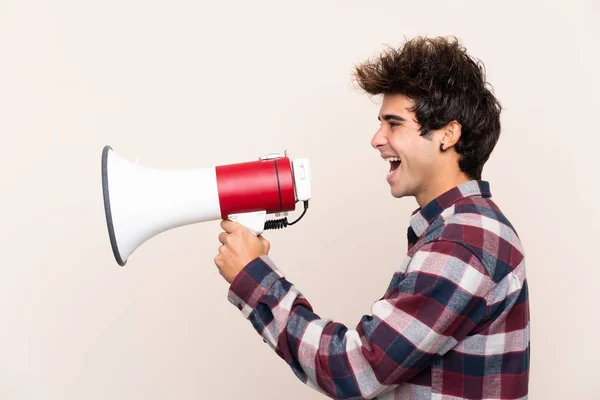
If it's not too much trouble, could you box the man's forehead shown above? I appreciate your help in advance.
[378,107,410,118]
[379,94,414,117]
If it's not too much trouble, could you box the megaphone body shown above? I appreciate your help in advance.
[101,146,311,266]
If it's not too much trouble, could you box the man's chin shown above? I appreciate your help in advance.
[390,181,416,199]
[390,187,408,199]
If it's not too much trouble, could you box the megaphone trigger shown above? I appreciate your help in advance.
[227,211,267,236]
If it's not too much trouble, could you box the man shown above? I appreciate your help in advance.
[214,36,530,400]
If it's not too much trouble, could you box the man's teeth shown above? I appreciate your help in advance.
[384,157,400,162]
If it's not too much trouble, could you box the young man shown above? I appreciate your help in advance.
[214,36,530,400]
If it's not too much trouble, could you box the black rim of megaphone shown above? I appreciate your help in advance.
[102,145,127,266]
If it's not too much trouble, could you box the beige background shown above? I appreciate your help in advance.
[1,0,599,399]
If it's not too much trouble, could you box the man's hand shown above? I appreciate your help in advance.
[214,220,270,284]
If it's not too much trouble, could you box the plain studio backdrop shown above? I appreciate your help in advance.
[1,0,598,399]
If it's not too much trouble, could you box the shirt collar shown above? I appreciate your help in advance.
[408,180,492,241]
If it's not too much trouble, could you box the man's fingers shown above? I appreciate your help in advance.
[218,232,228,245]
[220,219,241,234]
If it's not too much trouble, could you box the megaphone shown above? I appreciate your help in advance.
[101,145,311,266]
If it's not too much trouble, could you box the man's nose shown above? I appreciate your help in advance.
[371,128,387,149]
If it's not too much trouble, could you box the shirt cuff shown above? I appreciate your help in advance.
[227,255,283,314]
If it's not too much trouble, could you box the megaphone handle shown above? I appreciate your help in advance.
[227,211,267,236]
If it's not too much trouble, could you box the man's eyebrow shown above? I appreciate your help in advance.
[377,114,407,122]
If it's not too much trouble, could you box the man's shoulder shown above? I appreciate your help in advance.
[430,196,525,282]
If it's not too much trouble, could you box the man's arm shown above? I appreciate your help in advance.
[228,240,494,399]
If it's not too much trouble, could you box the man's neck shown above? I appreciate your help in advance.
[415,173,472,209]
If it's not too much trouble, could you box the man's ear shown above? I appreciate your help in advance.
[440,121,462,151]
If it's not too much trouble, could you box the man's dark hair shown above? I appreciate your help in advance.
[352,36,502,180]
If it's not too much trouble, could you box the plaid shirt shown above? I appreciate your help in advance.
[228,180,530,400]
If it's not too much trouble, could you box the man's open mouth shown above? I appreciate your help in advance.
[385,157,401,173]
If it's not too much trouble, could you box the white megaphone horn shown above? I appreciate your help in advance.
[101,145,312,266]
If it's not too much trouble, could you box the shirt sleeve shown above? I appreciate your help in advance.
[227,240,494,400]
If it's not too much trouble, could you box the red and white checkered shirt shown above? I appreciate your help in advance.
[228,180,530,399]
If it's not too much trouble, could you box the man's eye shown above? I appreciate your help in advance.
[390,122,401,127]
